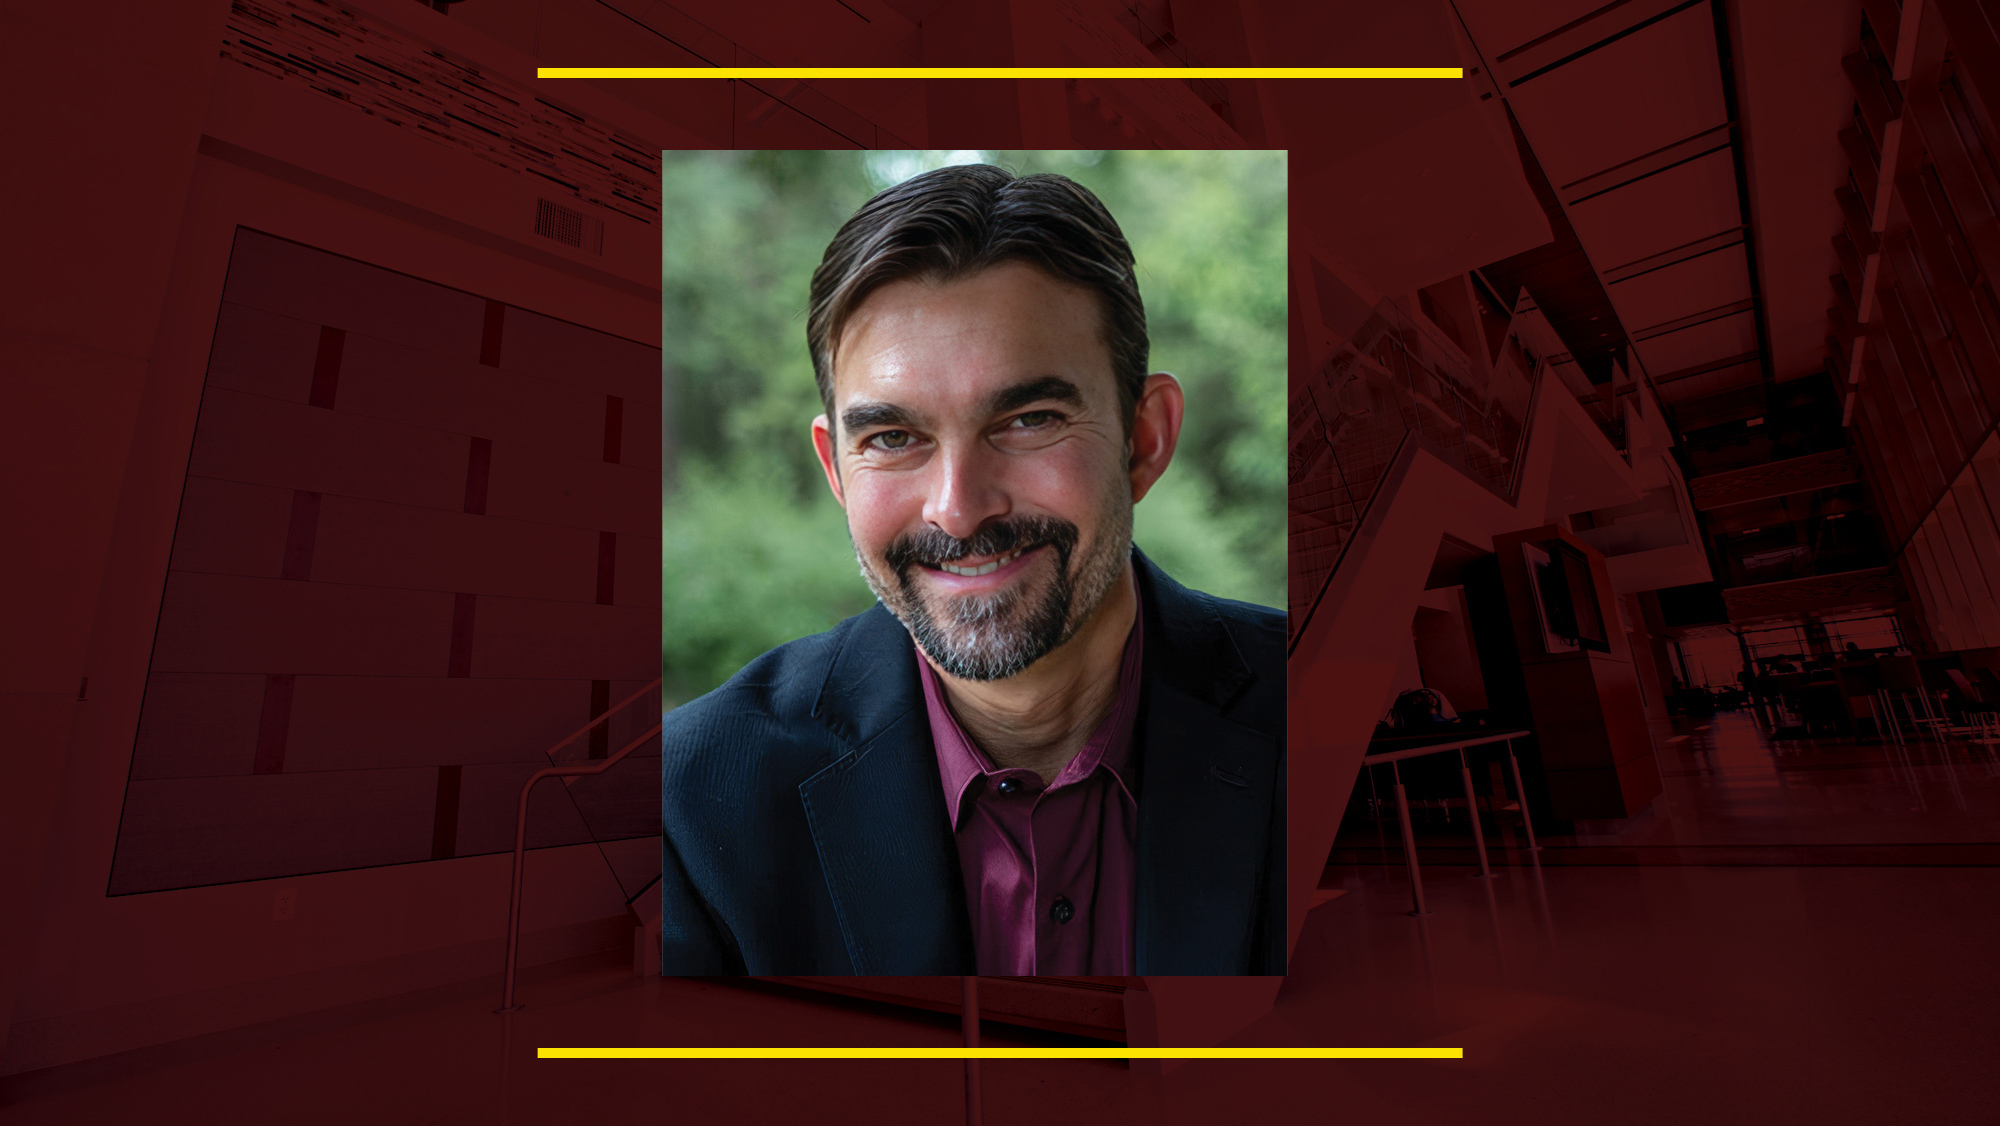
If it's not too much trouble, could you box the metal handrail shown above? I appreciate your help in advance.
[539,677,663,761]
[497,680,664,1013]
[1362,729,1537,915]
[1363,728,1531,764]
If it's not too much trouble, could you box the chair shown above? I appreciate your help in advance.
[1837,665,1887,739]
[1952,648,2000,725]
[1945,668,1983,704]
[1797,683,1851,737]
[1879,655,1946,738]
[1954,711,2000,757]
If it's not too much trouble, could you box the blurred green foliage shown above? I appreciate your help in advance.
[661,149,1286,703]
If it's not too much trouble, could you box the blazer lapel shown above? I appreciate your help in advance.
[1131,554,1285,975]
[797,605,972,974]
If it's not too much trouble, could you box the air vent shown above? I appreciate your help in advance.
[535,198,604,255]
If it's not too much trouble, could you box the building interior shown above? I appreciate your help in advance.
[4,0,1998,1121]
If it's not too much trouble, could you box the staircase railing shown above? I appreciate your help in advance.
[1288,292,1548,647]
[497,676,663,1012]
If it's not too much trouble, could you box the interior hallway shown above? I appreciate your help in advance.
[5,712,1996,1125]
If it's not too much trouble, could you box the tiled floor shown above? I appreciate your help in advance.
[5,710,1997,1124]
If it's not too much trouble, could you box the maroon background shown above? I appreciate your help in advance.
[4,0,1995,1122]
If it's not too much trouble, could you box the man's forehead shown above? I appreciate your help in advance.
[828,264,1114,412]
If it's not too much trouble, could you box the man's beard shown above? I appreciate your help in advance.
[858,504,1132,682]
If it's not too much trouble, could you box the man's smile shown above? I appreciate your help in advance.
[921,544,1046,588]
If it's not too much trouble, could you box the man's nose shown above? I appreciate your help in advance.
[922,441,1009,542]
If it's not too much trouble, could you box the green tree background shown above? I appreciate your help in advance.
[661,149,1286,704]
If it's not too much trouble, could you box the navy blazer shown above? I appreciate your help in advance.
[658,550,1287,975]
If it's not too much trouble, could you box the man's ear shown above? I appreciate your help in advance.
[811,414,846,507]
[1128,372,1184,504]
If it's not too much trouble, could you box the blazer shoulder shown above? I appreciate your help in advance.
[1136,550,1285,736]
[1175,584,1286,681]
[660,619,849,775]
[1133,548,1283,667]
[1207,593,1286,649]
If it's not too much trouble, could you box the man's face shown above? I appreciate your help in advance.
[812,261,1136,681]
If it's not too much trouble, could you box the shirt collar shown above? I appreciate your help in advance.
[919,589,1146,828]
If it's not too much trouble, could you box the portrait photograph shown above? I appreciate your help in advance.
[658,149,1287,976]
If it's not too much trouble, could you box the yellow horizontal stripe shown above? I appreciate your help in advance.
[536,67,1461,80]
[539,1047,1462,1059]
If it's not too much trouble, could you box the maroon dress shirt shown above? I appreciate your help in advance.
[917,604,1143,976]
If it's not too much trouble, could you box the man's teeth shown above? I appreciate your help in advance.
[939,549,1024,577]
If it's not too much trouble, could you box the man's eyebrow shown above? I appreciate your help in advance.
[841,401,920,434]
[991,375,1085,415]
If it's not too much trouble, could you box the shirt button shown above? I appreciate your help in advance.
[1050,895,1074,925]
[997,779,1022,795]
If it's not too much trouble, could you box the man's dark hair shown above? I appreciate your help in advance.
[807,164,1148,431]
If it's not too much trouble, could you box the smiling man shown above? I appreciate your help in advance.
[658,164,1285,976]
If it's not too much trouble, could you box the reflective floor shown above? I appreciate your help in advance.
[5,712,1997,1124]
[1340,709,2000,865]
[1595,709,2000,849]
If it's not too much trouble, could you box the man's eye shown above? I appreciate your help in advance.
[1009,411,1062,430]
[869,430,912,450]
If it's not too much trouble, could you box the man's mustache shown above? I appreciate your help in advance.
[883,515,1079,575]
